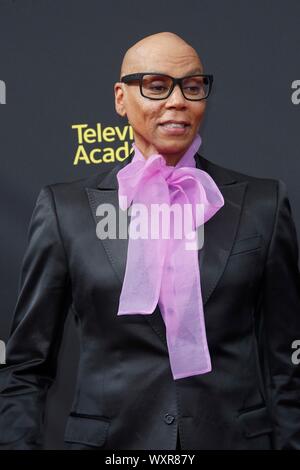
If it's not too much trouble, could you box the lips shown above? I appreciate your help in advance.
[159,120,190,128]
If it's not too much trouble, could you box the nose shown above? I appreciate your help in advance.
[165,83,187,108]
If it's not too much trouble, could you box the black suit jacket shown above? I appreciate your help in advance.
[1,152,300,450]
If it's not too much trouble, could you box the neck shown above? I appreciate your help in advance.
[162,154,184,167]
[133,141,186,166]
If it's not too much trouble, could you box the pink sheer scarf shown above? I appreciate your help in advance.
[116,134,224,379]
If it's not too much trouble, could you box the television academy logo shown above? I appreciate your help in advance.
[0,80,6,104]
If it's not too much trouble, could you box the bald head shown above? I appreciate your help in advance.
[119,32,203,79]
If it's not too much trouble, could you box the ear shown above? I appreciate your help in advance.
[114,82,127,118]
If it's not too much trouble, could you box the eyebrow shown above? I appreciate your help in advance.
[151,68,204,77]
[122,68,204,80]
[141,67,204,77]
[184,68,203,76]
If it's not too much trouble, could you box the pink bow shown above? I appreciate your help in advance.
[116,134,224,380]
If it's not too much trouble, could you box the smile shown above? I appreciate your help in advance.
[160,123,187,128]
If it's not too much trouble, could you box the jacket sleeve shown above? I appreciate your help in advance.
[0,186,72,449]
[260,179,300,449]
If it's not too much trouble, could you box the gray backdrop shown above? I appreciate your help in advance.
[0,0,299,449]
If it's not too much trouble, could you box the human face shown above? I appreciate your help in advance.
[114,54,207,166]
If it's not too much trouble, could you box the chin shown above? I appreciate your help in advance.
[156,141,190,154]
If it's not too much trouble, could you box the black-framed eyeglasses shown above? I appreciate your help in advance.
[120,72,214,101]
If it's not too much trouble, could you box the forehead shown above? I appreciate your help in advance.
[126,46,202,76]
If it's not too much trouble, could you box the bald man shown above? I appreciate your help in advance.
[0,32,300,450]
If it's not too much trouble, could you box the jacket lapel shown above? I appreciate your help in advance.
[86,152,247,347]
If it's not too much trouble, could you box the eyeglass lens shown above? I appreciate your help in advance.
[141,74,210,100]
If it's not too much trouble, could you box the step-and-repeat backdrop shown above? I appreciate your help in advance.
[0,0,299,448]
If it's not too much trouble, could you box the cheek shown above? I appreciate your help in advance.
[191,104,206,123]
[124,92,144,120]
[135,106,162,131]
